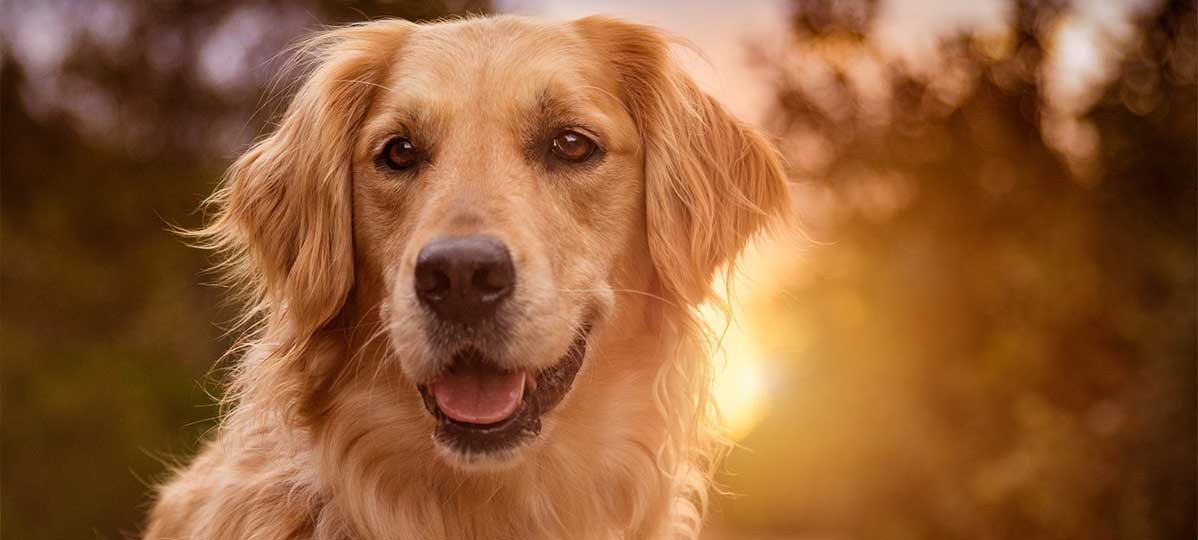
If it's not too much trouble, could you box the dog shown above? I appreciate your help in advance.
[145,15,789,540]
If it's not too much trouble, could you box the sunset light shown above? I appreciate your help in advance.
[707,300,772,442]
[705,240,794,442]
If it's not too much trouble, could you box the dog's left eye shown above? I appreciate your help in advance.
[381,137,421,171]
[549,130,597,163]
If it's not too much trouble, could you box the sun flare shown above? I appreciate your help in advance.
[706,305,771,442]
[705,243,786,442]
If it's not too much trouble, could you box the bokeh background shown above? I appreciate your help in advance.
[2,1,1194,539]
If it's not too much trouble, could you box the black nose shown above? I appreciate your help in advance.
[414,235,515,324]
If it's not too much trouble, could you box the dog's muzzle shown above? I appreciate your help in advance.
[409,234,593,456]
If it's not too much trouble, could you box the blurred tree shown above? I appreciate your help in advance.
[720,1,1195,539]
[1,2,487,539]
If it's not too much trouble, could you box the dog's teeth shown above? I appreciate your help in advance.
[525,372,538,392]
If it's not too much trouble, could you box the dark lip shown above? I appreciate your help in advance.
[416,323,592,456]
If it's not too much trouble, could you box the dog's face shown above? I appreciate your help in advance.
[352,20,646,462]
[214,16,789,471]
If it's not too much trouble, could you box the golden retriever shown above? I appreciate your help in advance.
[146,15,789,540]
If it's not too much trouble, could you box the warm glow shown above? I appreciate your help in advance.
[707,304,771,441]
[706,242,790,442]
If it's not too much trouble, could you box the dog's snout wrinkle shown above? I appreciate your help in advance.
[414,235,515,324]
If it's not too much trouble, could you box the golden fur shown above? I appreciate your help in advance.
[146,15,790,540]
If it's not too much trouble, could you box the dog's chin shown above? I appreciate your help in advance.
[416,324,592,469]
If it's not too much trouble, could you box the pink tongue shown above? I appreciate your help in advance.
[431,367,526,425]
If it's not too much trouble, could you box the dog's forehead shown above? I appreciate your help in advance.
[379,17,617,116]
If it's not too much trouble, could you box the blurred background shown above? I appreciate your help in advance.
[1,0,1194,539]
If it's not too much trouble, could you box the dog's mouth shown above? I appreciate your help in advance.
[417,324,591,456]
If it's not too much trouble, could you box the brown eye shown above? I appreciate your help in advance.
[382,137,420,170]
[550,130,596,162]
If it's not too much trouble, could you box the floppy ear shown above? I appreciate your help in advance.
[203,22,410,335]
[574,17,791,307]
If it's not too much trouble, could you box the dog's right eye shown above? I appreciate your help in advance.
[549,130,598,163]
[380,137,421,171]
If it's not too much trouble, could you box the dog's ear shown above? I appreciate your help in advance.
[574,17,791,307]
[203,22,411,335]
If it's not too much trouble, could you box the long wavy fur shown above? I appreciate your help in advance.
[149,15,790,540]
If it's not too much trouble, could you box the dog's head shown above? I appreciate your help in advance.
[208,16,789,470]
